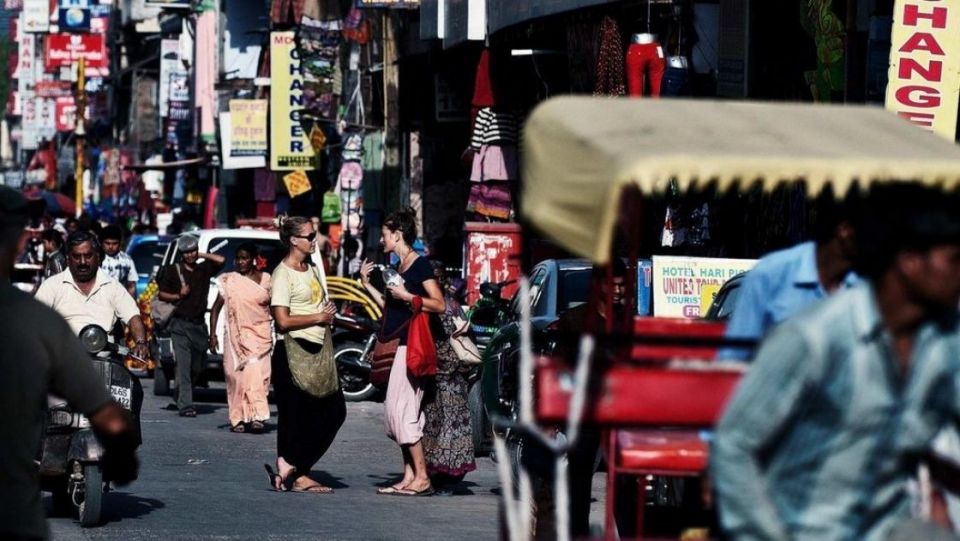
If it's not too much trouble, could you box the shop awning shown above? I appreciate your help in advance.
[122,157,207,171]
[487,0,619,34]
[522,97,960,264]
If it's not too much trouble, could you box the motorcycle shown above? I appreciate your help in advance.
[465,280,515,456]
[40,324,143,527]
[332,311,380,402]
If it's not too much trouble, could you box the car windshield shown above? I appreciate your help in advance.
[128,240,159,277]
[557,268,592,312]
[208,237,285,273]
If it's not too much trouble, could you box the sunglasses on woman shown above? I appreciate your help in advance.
[294,232,318,242]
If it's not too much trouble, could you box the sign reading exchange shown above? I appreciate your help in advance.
[270,31,315,171]
[886,0,960,140]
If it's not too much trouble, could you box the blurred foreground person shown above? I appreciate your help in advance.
[0,186,138,541]
[713,184,960,541]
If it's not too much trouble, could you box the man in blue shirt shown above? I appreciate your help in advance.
[713,184,960,541]
[723,197,858,359]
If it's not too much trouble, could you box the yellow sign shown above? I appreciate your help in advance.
[886,0,960,140]
[700,283,721,316]
[270,32,315,171]
[229,99,267,157]
[310,125,327,153]
[283,170,312,198]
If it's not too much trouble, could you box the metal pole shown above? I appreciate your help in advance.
[75,57,86,218]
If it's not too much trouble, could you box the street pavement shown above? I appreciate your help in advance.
[47,381,506,541]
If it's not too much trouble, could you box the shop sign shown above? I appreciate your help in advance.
[270,31,315,171]
[356,0,419,7]
[55,96,85,131]
[45,34,109,72]
[22,90,38,150]
[229,99,267,157]
[58,0,92,33]
[219,113,267,170]
[886,0,960,140]
[4,0,23,8]
[282,170,312,197]
[23,0,50,33]
[159,39,188,118]
[16,32,36,83]
[35,80,74,98]
[37,97,57,139]
[651,256,756,319]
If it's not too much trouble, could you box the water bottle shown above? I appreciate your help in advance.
[375,264,403,287]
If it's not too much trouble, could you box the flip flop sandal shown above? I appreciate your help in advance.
[179,408,197,418]
[249,421,265,433]
[377,486,406,495]
[291,483,334,494]
[231,424,246,433]
[263,464,289,492]
[391,487,435,497]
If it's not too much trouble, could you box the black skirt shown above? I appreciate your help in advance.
[271,339,346,472]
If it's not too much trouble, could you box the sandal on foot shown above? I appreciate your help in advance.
[377,486,406,495]
[179,408,197,418]
[230,423,246,433]
[292,482,334,494]
[263,464,289,492]
[391,487,435,497]
[249,421,265,433]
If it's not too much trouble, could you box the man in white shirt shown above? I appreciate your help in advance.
[99,225,139,296]
[36,231,149,360]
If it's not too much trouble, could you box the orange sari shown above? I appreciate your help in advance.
[218,272,273,425]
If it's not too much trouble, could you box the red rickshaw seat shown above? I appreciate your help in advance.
[616,429,709,473]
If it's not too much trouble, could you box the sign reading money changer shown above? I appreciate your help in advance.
[270,31,316,171]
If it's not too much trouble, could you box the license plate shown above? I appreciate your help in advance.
[110,385,131,410]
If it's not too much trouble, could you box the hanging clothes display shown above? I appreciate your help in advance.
[626,37,666,97]
[594,16,626,96]
[271,0,307,26]
[466,107,518,221]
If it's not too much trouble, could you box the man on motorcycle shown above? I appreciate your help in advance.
[0,187,138,541]
[35,231,149,361]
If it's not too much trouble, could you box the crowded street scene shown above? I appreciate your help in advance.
[9,0,960,540]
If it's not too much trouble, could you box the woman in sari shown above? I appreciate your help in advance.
[209,242,273,434]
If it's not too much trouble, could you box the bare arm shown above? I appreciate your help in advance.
[126,281,137,297]
[388,278,445,313]
[200,252,226,267]
[271,305,335,334]
[359,259,386,309]
[158,290,181,302]
[209,294,224,353]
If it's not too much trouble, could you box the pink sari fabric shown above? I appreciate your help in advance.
[218,272,274,425]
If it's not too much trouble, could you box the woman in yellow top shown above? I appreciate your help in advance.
[264,216,345,493]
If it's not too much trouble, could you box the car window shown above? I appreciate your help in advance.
[208,237,285,274]
[557,269,592,313]
[511,266,547,316]
[128,240,158,277]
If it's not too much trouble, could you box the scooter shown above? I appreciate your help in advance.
[332,311,380,402]
[40,324,143,527]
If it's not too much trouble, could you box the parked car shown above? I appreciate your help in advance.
[702,272,745,321]
[477,259,593,454]
[126,234,172,298]
[152,229,285,396]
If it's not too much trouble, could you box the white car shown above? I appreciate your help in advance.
[152,229,285,396]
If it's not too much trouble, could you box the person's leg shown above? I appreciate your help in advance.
[189,322,207,389]
[270,342,296,485]
[399,441,433,493]
[171,319,194,411]
[222,335,243,427]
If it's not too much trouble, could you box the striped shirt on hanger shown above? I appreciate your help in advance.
[470,108,519,150]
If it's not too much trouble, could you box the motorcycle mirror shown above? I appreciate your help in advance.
[79,324,109,354]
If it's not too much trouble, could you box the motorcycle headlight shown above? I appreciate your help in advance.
[79,325,109,354]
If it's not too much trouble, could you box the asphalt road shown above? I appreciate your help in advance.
[46,381,505,541]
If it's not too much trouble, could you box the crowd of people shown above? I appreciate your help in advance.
[2,187,482,540]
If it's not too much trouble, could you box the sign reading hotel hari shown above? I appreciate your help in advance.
[886,0,960,140]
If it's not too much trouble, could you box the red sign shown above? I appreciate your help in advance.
[44,34,108,72]
[35,80,73,98]
[55,96,78,131]
[463,222,522,306]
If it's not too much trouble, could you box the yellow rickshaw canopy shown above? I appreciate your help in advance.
[521,97,960,264]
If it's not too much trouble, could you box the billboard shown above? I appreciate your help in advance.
[651,256,756,319]
[886,0,960,140]
[45,34,109,72]
[270,32,315,171]
[159,39,188,118]
[229,99,268,157]
[22,0,49,33]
